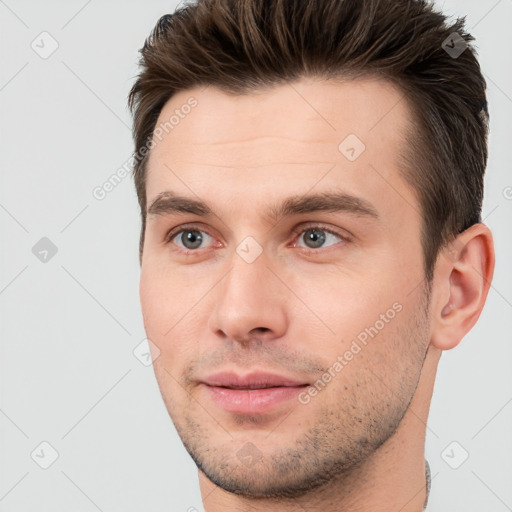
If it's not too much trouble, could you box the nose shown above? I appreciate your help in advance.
[208,250,288,345]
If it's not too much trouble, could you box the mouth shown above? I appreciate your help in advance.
[199,371,310,414]
[216,384,299,389]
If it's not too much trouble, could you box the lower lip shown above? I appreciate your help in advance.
[203,384,308,414]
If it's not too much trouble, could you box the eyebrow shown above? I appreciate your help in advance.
[147,190,379,223]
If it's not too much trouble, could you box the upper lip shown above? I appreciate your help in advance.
[201,371,309,389]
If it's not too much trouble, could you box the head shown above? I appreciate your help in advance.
[128,0,494,501]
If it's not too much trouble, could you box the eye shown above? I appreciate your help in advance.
[168,227,215,251]
[293,225,346,250]
[164,223,349,254]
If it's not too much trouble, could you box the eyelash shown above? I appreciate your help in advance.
[163,223,351,255]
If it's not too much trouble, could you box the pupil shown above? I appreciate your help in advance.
[305,228,325,248]
[183,230,202,249]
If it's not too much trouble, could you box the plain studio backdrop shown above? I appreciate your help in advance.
[0,1,511,510]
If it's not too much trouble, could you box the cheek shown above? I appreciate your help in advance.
[291,268,402,340]
[320,306,424,408]
[140,265,206,367]
[294,280,415,385]
[139,268,165,335]
[139,261,185,334]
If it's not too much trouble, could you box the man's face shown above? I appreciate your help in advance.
[140,77,432,497]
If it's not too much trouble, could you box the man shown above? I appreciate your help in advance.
[128,0,494,510]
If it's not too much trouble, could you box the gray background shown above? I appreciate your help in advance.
[1,0,511,510]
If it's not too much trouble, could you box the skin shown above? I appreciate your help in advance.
[139,77,495,511]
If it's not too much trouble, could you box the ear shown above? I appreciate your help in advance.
[430,223,495,351]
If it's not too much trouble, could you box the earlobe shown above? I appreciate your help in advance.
[430,223,495,351]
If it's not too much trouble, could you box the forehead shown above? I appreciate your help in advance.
[145,76,417,222]
[152,76,408,146]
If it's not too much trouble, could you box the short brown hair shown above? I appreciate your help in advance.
[128,0,489,280]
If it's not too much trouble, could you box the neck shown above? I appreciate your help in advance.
[199,346,440,512]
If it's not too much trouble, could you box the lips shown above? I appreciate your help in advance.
[200,371,309,414]
[202,371,308,389]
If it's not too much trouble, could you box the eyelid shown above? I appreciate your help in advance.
[164,222,215,245]
[290,222,353,242]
